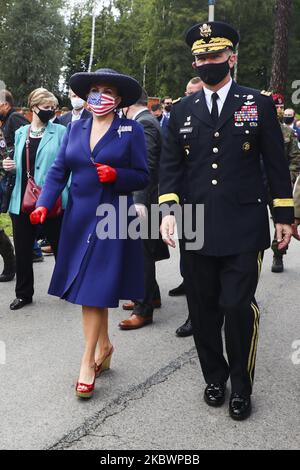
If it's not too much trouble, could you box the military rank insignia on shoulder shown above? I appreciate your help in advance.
[261,90,272,97]
[172,97,181,105]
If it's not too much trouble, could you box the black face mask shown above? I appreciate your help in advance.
[35,107,55,123]
[164,105,172,113]
[156,114,163,122]
[283,117,294,125]
[197,58,230,86]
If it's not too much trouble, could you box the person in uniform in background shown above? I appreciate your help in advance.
[159,21,294,420]
[269,94,300,273]
[283,108,300,143]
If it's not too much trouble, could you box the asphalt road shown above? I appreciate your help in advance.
[0,233,299,450]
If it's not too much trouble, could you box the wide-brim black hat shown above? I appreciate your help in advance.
[69,68,142,108]
[185,21,239,56]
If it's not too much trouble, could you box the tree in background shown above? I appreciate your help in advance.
[0,0,67,105]
[0,0,299,109]
[270,0,292,94]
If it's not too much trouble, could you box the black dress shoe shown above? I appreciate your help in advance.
[168,282,186,297]
[271,255,284,273]
[204,383,226,407]
[176,317,193,337]
[10,298,32,310]
[229,393,252,421]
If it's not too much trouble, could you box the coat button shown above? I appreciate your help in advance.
[258,198,262,203]
[213,147,219,154]
[212,180,218,185]
[245,130,250,134]
[212,163,218,169]
[214,132,220,138]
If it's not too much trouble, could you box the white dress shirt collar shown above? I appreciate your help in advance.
[71,108,84,121]
[203,78,233,113]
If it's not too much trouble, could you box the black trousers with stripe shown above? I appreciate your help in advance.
[182,250,263,397]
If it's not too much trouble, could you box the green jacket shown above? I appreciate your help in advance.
[281,123,300,184]
[9,121,68,215]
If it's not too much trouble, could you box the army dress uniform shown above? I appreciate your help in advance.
[159,22,294,401]
[281,123,300,185]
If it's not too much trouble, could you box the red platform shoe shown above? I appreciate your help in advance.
[75,369,96,399]
[95,346,114,378]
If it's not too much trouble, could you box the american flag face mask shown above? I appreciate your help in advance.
[87,91,117,116]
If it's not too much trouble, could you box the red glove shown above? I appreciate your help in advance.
[30,206,48,225]
[95,163,117,183]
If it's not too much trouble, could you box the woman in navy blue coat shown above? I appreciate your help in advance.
[30,69,149,398]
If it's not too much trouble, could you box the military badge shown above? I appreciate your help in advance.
[200,23,212,38]
[235,105,258,123]
[179,127,193,134]
[243,142,251,151]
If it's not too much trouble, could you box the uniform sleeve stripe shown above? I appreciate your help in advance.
[273,198,294,208]
[159,193,180,205]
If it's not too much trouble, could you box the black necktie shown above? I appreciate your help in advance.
[211,92,219,126]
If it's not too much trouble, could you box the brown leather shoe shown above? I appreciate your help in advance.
[119,314,153,330]
[41,245,53,255]
[122,301,138,311]
[122,299,161,311]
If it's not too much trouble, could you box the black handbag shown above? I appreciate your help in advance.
[1,173,16,213]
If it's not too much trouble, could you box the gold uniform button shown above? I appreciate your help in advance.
[212,180,218,185]
[212,164,218,169]
[213,147,219,154]
[214,132,220,138]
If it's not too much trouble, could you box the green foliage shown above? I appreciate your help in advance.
[0,0,299,109]
[65,0,300,108]
[0,0,68,106]
[0,214,12,237]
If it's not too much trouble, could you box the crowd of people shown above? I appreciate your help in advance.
[0,19,300,420]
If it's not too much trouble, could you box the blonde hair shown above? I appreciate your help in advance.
[28,88,58,110]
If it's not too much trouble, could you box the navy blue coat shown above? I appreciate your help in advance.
[37,116,149,308]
